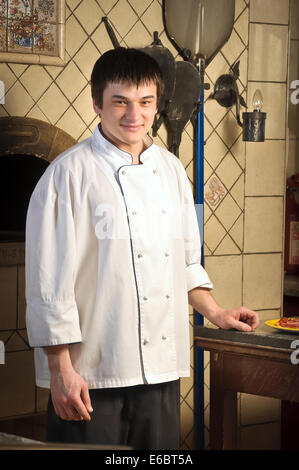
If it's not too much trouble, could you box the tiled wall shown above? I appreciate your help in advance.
[0,0,290,450]
[204,0,289,450]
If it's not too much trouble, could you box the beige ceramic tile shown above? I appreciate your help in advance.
[204,131,228,169]
[230,213,244,250]
[179,130,194,170]
[74,40,100,81]
[221,29,246,68]
[0,351,35,418]
[0,266,17,330]
[123,20,152,48]
[97,0,118,15]
[73,86,96,126]
[247,82,286,140]
[65,15,88,58]
[74,0,103,35]
[56,60,86,102]
[204,215,226,253]
[243,253,282,310]
[244,197,284,253]
[204,255,242,309]
[205,52,229,86]
[248,24,288,82]
[246,140,286,196]
[215,153,243,191]
[4,81,34,116]
[140,0,164,36]
[0,63,17,93]
[235,0,248,18]
[19,65,52,102]
[215,193,242,231]
[235,7,249,45]
[250,0,289,24]
[230,137,245,172]
[204,98,228,130]
[26,105,50,123]
[108,0,138,38]
[38,82,70,124]
[203,160,213,185]
[216,110,243,149]
[230,174,244,210]
[214,234,241,255]
[56,106,86,141]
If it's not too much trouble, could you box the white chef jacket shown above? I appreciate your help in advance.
[25,125,213,389]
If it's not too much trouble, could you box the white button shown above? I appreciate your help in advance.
[162,336,167,340]
[153,169,158,174]
[132,210,137,215]
[162,209,166,213]
[165,251,169,257]
[143,296,148,301]
[121,170,126,175]
[137,253,143,258]
[165,294,170,299]
[143,339,149,345]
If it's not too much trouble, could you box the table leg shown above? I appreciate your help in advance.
[209,352,238,450]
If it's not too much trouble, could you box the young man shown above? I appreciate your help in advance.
[25,48,259,450]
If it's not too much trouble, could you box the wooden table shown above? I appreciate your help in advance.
[194,323,299,450]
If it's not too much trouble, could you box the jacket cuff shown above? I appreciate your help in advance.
[26,300,82,348]
[186,263,213,292]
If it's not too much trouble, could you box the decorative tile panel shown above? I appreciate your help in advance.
[0,0,65,64]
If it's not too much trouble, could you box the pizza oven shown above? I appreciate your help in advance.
[0,117,75,440]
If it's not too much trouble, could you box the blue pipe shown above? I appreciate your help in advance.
[195,85,205,450]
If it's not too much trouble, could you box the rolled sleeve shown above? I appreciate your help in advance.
[25,165,82,348]
[186,262,213,292]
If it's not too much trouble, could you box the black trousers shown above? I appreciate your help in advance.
[46,380,180,450]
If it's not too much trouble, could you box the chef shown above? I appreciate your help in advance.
[25,47,259,450]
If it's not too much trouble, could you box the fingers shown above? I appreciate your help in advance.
[52,387,93,422]
[239,306,260,329]
[81,384,93,414]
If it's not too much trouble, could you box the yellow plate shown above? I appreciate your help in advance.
[265,318,299,333]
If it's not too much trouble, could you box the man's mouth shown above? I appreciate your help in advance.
[121,124,143,131]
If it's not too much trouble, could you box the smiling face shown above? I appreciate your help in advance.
[93,81,157,161]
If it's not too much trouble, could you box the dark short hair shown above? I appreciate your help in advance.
[91,47,164,108]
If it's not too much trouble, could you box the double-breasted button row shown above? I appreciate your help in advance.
[143,336,167,345]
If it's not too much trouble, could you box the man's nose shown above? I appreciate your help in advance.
[125,102,140,120]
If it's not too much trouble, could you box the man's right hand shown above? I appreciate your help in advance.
[45,344,93,421]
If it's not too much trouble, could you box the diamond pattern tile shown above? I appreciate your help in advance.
[37,82,70,124]
[74,0,103,35]
[215,152,243,191]
[215,193,242,232]
[108,0,139,39]
[65,14,88,58]
[56,60,86,102]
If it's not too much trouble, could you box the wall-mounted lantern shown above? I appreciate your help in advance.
[209,61,266,142]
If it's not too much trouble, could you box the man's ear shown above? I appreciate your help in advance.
[93,99,101,115]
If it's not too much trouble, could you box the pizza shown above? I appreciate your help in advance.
[278,317,299,329]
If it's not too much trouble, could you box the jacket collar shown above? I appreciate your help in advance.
[91,125,154,173]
